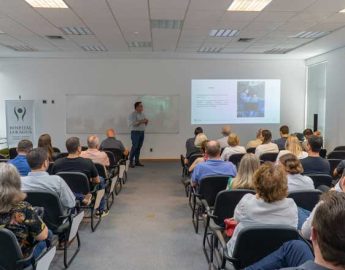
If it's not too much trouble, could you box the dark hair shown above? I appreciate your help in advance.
[303,128,313,137]
[312,191,345,267]
[206,141,221,158]
[26,148,48,170]
[134,101,142,109]
[65,137,80,154]
[308,135,323,152]
[194,127,203,136]
[279,153,303,174]
[17,140,33,153]
[280,125,289,135]
[262,129,272,144]
[38,134,54,160]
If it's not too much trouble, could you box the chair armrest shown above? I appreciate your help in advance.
[214,229,239,264]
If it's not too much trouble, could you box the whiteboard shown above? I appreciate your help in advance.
[66,94,180,134]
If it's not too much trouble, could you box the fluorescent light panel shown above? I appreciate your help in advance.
[291,31,329,39]
[60,26,93,35]
[209,29,240,37]
[81,45,107,52]
[4,44,37,51]
[128,41,152,48]
[264,48,292,54]
[198,47,223,53]
[228,0,272,11]
[151,20,183,29]
[25,0,68,8]
[339,8,345,12]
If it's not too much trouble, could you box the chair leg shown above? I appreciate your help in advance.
[203,217,211,262]
[90,208,102,232]
[63,232,81,268]
[192,200,200,233]
[115,178,122,195]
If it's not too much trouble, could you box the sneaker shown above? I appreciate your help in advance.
[96,210,109,218]
[135,162,144,167]
[129,163,135,168]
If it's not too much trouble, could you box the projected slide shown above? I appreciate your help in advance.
[191,80,280,124]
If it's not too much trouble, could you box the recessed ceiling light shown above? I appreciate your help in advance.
[60,26,93,35]
[264,48,292,54]
[339,8,345,13]
[290,31,329,39]
[198,47,223,53]
[80,45,107,52]
[151,20,183,29]
[128,41,152,48]
[227,0,272,11]
[25,0,68,8]
[209,29,240,37]
[3,44,37,52]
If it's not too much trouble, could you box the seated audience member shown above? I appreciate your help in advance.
[52,137,108,216]
[276,135,308,162]
[100,128,128,156]
[188,140,209,172]
[333,159,345,178]
[255,129,279,158]
[302,128,313,152]
[273,125,290,150]
[228,153,260,190]
[21,148,80,211]
[8,139,33,176]
[38,133,55,161]
[226,162,298,256]
[245,192,345,270]
[185,133,208,165]
[191,140,236,187]
[279,153,314,192]
[185,127,203,159]
[0,163,49,259]
[300,135,330,175]
[81,135,110,167]
[221,133,246,161]
[246,128,263,149]
[217,125,231,149]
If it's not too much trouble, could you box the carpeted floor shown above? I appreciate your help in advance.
[50,161,207,270]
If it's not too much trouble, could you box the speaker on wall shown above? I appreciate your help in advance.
[313,114,318,132]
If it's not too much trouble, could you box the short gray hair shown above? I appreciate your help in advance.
[87,135,99,149]
[0,163,25,213]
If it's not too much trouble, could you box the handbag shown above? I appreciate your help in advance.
[224,218,238,237]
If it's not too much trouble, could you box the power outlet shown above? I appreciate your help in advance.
[150,148,153,152]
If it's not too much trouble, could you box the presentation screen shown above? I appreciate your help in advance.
[191,79,280,124]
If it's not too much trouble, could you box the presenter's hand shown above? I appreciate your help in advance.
[144,119,149,125]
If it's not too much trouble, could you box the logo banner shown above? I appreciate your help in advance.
[5,100,35,147]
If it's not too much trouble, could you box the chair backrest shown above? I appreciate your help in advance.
[319,149,327,158]
[259,152,278,162]
[9,147,17,159]
[229,153,245,168]
[334,146,345,151]
[327,159,342,176]
[306,174,333,188]
[81,146,88,151]
[47,162,54,175]
[54,152,68,161]
[246,147,256,154]
[213,189,255,227]
[198,175,229,206]
[232,225,301,269]
[102,148,124,163]
[94,163,107,179]
[327,151,345,159]
[52,147,61,153]
[188,153,203,167]
[0,154,7,159]
[104,151,117,168]
[25,191,64,231]
[288,190,322,211]
[57,172,90,195]
[0,228,23,270]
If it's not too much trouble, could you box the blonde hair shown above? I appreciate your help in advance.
[232,154,260,190]
[285,135,303,157]
[194,133,208,148]
[0,163,26,213]
[227,133,240,147]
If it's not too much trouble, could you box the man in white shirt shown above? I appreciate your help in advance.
[21,147,76,211]
[217,125,231,149]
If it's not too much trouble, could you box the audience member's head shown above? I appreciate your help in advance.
[0,163,25,213]
[194,133,208,148]
[194,127,203,136]
[253,162,288,203]
[311,191,345,268]
[303,128,313,139]
[38,134,54,159]
[66,137,81,154]
[279,153,303,175]
[313,130,322,137]
[17,139,33,155]
[285,135,303,156]
[261,129,272,144]
[205,140,221,159]
[256,128,263,139]
[26,148,49,171]
[279,125,289,137]
[106,128,116,138]
[87,135,100,149]
[233,153,260,190]
[228,133,240,147]
[200,140,209,154]
[221,125,231,137]
[307,135,323,153]
[134,101,143,112]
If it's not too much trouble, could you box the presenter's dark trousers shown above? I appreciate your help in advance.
[130,130,145,164]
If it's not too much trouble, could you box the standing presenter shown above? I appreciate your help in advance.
[129,101,148,168]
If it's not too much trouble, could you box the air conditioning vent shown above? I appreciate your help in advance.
[238,38,255,42]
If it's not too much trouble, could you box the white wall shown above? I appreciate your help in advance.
[306,47,345,151]
[0,57,306,158]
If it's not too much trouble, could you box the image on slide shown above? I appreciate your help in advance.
[237,81,265,118]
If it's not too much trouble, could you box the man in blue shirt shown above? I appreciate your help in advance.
[191,140,236,186]
[8,139,33,176]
